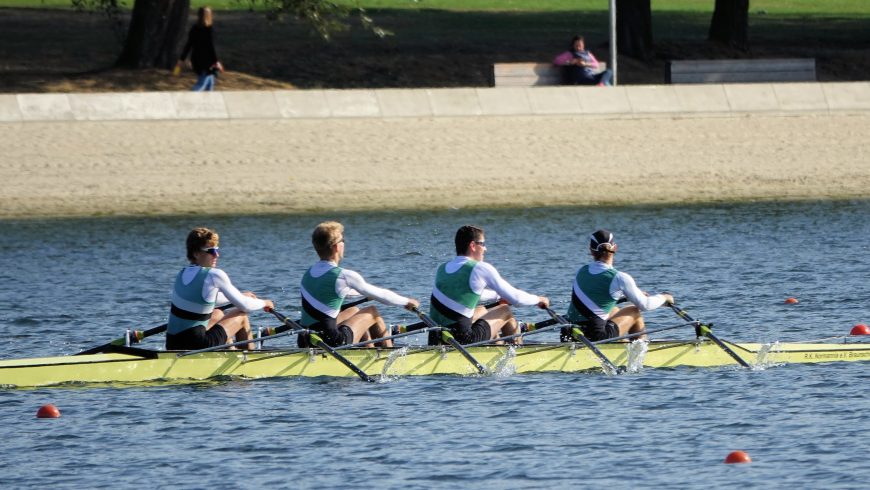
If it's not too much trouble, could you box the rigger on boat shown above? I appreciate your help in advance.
[3,224,870,388]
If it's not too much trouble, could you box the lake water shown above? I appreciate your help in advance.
[1,201,869,488]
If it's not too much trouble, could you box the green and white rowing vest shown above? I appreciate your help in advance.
[168,266,216,335]
[300,265,344,327]
[566,265,618,322]
[429,259,480,325]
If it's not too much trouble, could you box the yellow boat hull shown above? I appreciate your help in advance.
[2,339,870,388]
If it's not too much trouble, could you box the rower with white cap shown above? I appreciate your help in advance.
[563,229,674,342]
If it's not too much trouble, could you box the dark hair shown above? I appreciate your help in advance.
[455,225,484,255]
[571,35,584,48]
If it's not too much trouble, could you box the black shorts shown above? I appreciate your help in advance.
[166,324,228,350]
[560,320,619,343]
[428,315,491,345]
[297,319,354,348]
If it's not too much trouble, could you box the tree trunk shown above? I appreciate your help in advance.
[616,0,653,61]
[708,0,749,51]
[116,0,190,68]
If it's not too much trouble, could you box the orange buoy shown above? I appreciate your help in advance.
[851,324,870,336]
[36,404,61,419]
[784,297,799,304]
[724,450,752,464]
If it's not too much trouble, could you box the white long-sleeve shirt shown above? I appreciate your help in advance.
[432,256,539,318]
[301,260,410,317]
[175,265,266,313]
[582,261,667,313]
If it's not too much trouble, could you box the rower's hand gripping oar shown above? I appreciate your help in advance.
[267,308,376,383]
[669,303,751,368]
[544,307,619,375]
[410,307,489,375]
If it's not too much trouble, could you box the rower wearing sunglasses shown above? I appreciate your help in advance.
[429,225,549,345]
[299,221,419,348]
[166,227,274,351]
[563,229,673,342]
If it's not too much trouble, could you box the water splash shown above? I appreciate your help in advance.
[379,346,410,381]
[755,341,783,370]
[492,345,517,377]
[625,339,649,373]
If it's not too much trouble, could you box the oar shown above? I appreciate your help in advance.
[76,324,167,355]
[177,327,305,357]
[464,321,564,347]
[392,301,502,334]
[669,303,751,368]
[410,307,489,375]
[268,309,376,383]
[259,296,370,338]
[76,303,245,356]
[590,321,697,344]
[543,307,619,374]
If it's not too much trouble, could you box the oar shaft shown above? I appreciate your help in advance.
[464,322,563,347]
[268,309,376,382]
[411,307,488,374]
[669,304,751,368]
[544,307,618,374]
[590,322,696,345]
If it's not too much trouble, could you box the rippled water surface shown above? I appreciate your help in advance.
[1,201,869,488]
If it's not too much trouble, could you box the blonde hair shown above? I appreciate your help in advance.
[312,221,344,259]
[198,7,213,27]
[186,227,219,262]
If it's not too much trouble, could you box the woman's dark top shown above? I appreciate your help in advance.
[180,25,218,75]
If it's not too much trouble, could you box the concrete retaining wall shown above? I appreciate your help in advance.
[1,82,869,123]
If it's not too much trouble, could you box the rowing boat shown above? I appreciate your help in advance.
[3,338,870,388]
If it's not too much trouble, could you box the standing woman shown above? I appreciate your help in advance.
[177,6,224,91]
[166,227,274,351]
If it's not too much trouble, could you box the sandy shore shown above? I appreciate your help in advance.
[1,113,868,219]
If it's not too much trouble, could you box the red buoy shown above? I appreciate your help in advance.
[851,324,870,336]
[784,297,799,304]
[724,450,752,464]
[36,404,61,419]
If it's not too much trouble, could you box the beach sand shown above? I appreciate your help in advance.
[1,113,868,218]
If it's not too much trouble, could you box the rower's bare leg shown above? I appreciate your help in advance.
[341,306,393,348]
[475,304,521,345]
[610,306,646,341]
[213,313,254,350]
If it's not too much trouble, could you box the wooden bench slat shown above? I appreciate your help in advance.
[667,58,815,84]
[493,62,606,87]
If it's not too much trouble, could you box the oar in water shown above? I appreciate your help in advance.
[669,303,751,368]
[410,307,489,375]
[543,307,619,375]
[268,309,376,383]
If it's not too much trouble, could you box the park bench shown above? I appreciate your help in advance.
[666,58,816,84]
[492,62,607,87]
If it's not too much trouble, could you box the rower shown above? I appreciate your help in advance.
[429,225,549,345]
[166,227,274,351]
[564,229,673,342]
[299,221,419,348]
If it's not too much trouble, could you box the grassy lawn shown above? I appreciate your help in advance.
[0,0,867,92]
